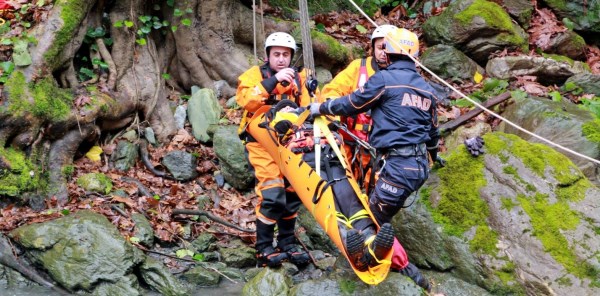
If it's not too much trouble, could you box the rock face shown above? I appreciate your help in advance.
[422,0,529,64]
[9,211,144,291]
[498,95,600,185]
[486,55,590,85]
[396,132,600,295]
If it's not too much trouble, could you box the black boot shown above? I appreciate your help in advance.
[396,262,431,292]
[277,218,310,266]
[360,223,395,268]
[256,220,288,267]
[345,228,368,271]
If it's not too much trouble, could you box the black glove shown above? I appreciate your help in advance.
[435,156,447,167]
[464,136,485,156]
[308,103,322,117]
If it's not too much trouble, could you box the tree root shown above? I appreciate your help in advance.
[120,176,155,198]
[0,235,71,295]
[48,124,99,205]
[171,209,254,233]
[132,242,239,283]
[138,139,175,180]
[95,38,117,90]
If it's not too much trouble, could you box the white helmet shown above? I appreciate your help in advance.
[265,32,297,54]
[371,24,398,45]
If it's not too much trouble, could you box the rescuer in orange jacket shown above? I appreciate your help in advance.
[320,25,398,189]
[236,32,314,268]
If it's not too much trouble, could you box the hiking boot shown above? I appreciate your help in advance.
[345,228,368,271]
[280,243,310,266]
[256,246,288,267]
[365,223,395,267]
[395,262,431,292]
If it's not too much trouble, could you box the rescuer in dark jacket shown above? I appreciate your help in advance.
[309,27,439,292]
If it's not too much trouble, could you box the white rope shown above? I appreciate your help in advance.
[252,0,258,65]
[345,0,600,166]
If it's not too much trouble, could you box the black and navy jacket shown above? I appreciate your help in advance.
[319,60,439,150]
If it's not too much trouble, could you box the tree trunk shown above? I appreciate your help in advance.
[0,0,352,206]
[0,0,261,205]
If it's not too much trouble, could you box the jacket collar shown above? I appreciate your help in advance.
[386,60,417,71]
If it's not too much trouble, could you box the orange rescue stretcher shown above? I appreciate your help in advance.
[246,105,392,285]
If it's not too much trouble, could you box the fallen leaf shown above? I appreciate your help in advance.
[85,146,103,162]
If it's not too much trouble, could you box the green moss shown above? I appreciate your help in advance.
[454,0,513,30]
[76,173,113,194]
[0,147,41,197]
[3,71,73,121]
[62,165,74,178]
[543,0,568,11]
[500,197,518,210]
[31,77,72,120]
[557,276,573,287]
[490,133,582,186]
[44,0,89,69]
[495,261,515,283]
[310,29,350,62]
[5,71,29,115]
[555,178,591,202]
[582,119,600,144]
[543,53,575,66]
[470,225,498,255]
[338,278,356,294]
[435,146,488,236]
[517,192,589,277]
[454,0,527,51]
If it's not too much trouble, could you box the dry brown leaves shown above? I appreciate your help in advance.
[528,8,566,50]
[587,45,600,74]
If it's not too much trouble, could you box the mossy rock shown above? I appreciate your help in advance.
[76,173,113,194]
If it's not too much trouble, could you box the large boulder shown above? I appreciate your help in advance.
[212,124,254,190]
[486,55,590,85]
[412,132,600,295]
[9,211,144,292]
[420,44,485,82]
[422,0,529,64]
[498,95,600,184]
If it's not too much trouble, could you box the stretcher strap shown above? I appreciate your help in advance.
[365,237,392,266]
[335,209,370,229]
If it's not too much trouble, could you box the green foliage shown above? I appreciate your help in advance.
[0,61,15,84]
[366,1,410,17]
[455,78,509,107]
[579,97,600,119]
[548,90,562,102]
[114,5,192,44]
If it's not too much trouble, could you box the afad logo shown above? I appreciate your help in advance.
[380,182,398,194]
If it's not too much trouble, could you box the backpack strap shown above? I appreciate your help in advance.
[356,57,369,88]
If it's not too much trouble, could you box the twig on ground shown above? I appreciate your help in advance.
[132,242,238,283]
[172,209,254,233]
